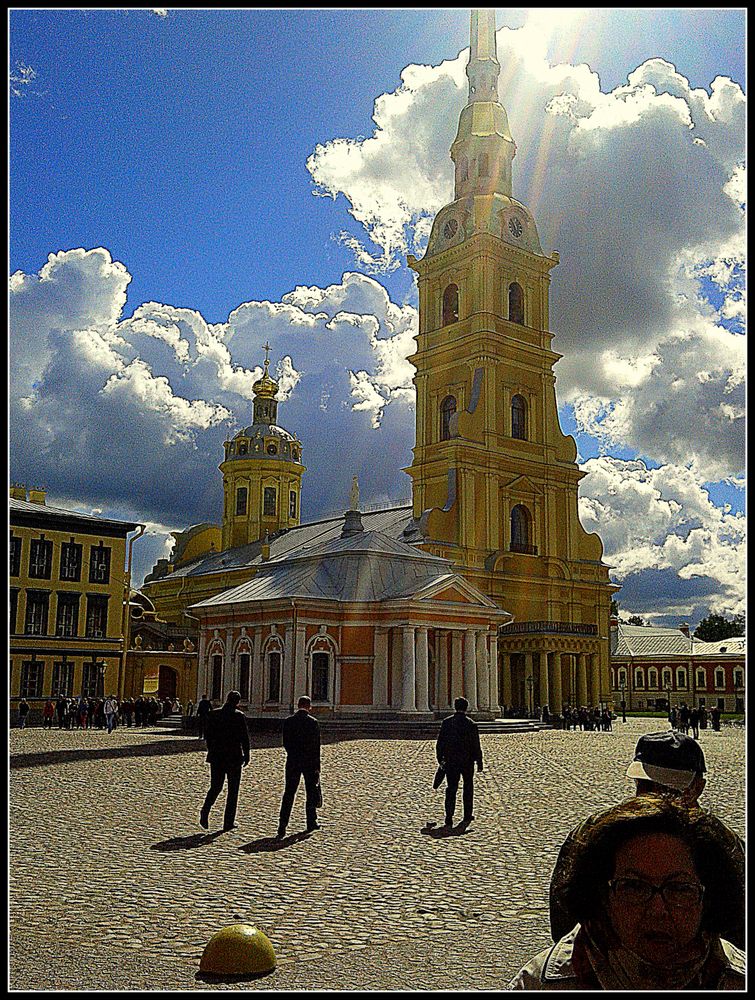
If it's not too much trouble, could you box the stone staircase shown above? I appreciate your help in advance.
[317,717,550,739]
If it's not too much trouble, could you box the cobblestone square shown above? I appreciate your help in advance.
[10,719,745,991]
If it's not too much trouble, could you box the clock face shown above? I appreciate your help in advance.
[443,218,459,240]
[508,216,523,239]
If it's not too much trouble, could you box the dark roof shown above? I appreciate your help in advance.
[10,497,142,534]
[154,504,418,582]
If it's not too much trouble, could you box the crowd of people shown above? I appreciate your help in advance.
[556,704,613,731]
[25,694,184,731]
[669,703,721,737]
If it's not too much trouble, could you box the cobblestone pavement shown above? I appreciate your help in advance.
[10,719,745,991]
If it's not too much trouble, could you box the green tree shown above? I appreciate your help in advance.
[693,613,745,642]
[624,615,647,626]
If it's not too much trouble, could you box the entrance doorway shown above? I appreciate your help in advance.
[158,665,178,701]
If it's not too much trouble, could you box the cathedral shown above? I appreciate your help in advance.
[141,10,615,720]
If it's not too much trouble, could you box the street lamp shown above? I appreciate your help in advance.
[666,683,673,722]
[526,675,534,718]
[620,682,627,723]
[98,661,107,699]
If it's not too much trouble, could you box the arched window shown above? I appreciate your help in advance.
[312,651,330,703]
[662,669,672,689]
[510,504,533,553]
[236,487,247,516]
[715,670,725,688]
[648,669,658,689]
[511,394,527,440]
[677,667,687,689]
[442,284,459,326]
[440,395,457,441]
[509,282,524,325]
[634,668,644,688]
[618,669,627,687]
[697,669,706,688]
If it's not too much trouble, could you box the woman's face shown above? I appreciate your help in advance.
[607,832,704,964]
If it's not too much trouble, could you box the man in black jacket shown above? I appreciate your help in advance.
[436,696,483,827]
[276,696,321,839]
[199,690,250,832]
[196,692,213,741]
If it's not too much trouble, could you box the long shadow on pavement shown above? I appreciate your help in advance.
[238,831,313,853]
[151,831,225,851]
[421,821,472,839]
[10,733,283,771]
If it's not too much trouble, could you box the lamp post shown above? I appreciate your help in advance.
[526,675,534,718]
[98,661,107,700]
[666,683,672,723]
[620,681,626,723]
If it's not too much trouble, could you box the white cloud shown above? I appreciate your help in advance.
[10,250,417,532]
[579,457,745,619]
[306,27,746,481]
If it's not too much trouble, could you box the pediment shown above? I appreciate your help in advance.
[502,474,543,496]
[415,574,500,609]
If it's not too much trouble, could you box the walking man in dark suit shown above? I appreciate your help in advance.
[196,692,213,741]
[436,696,483,827]
[276,696,321,839]
[199,690,250,832]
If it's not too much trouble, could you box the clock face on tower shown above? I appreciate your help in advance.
[443,218,459,240]
[508,216,523,239]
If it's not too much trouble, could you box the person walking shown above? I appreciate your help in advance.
[689,706,700,740]
[196,693,213,741]
[435,696,483,828]
[18,698,31,729]
[103,695,119,733]
[42,699,55,729]
[199,690,250,832]
[276,696,322,839]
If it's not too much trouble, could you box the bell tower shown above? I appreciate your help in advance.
[405,9,616,714]
[220,346,306,549]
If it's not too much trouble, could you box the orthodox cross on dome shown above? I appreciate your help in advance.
[263,340,272,373]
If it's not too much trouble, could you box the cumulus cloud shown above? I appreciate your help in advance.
[579,457,745,620]
[306,26,745,481]
[10,249,417,547]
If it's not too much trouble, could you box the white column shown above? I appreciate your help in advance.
[224,629,234,699]
[464,629,478,711]
[196,628,208,702]
[251,628,263,709]
[538,651,549,712]
[401,625,417,712]
[415,627,430,712]
[390,628,403,708]
[489,633,499,713]
[451,631,463,705]
[282,626,294,711]
[293,625,307,703]
[373,626,389,708]
[437,630,449,711]
[476,630,489,711]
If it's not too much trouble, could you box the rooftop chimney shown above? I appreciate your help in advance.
[10,484,27,501]
[609,614,619,628]
[27,487,47,505]
[679,622,690,638]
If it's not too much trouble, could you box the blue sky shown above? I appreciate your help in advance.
[10,8,746,627]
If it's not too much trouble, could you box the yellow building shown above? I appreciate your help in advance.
[142,350,305,627]
[404,9,617,714]
[145,11,616,720]
[9,485,144,714]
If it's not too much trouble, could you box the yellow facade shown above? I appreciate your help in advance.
[10,487,143,713]
[404,9,617,715]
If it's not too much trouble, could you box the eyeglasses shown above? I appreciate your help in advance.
[608,877,705,908]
